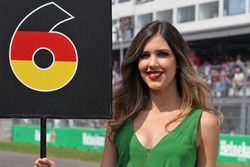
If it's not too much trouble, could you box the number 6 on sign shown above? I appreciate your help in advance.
[9,2,78,92]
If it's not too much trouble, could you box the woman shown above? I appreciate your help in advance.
[35,21,222,167]
[101,21,222,167]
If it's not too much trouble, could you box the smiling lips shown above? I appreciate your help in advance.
[146,70,163,80]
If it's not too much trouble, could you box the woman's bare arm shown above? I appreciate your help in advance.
[100,125,117,167]
[197,111,220,167]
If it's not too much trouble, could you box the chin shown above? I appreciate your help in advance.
[147,85,165,91]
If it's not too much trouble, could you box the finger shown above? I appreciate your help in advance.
[50,160,56,167]
[35,159,42,167]
[35,158,49,166]
[42,158,56,167]
[35,158,56,167]
[51,161,56,167]
[46,159,56,167]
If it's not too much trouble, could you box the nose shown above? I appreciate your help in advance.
[148,55,159,68]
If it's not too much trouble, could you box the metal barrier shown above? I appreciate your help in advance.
[213,97,250,135]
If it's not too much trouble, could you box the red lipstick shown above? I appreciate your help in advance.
[146,71,163,80]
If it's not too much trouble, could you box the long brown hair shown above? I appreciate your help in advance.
[109,21,222,140]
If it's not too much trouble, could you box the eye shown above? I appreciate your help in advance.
[157,51,170,57]
[140,52,150,59]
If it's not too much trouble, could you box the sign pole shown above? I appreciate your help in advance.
[40,118,47,158]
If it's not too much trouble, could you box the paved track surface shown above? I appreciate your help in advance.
[0,151,99,167]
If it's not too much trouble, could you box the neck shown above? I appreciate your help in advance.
[149,84,181,112]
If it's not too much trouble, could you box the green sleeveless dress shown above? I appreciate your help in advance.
[115,108,203,167]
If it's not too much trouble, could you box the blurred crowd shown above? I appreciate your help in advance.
[195,54,250,97]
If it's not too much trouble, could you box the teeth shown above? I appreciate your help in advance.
[149,73,162,76]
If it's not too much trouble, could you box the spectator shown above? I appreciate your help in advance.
[232,66,244,96]
[235,54,245,70]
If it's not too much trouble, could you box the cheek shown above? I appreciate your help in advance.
[170,62,177,72]
[138,60,146,74]
[165,60,177,76]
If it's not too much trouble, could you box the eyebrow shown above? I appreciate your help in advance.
[155,49,172,53]
[142,49,172,54]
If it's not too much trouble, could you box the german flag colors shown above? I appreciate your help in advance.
[10,31,78,92]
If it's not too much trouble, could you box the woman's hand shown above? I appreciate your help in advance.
[34,158,56,167]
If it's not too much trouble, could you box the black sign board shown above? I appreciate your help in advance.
[0,0,112,119]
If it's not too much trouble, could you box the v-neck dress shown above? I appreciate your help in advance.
[115,108,203,167]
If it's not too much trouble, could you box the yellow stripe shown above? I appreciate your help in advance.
[11,60,77,91]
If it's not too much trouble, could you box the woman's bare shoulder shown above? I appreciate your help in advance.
[200,111,220,129]
[197,110,220,147]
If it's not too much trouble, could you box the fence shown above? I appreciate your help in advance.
[213,97,250,135]
[12,125,250,165]
[12,125,105,151]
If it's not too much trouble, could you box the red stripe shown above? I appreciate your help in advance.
[11,31,77,62]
